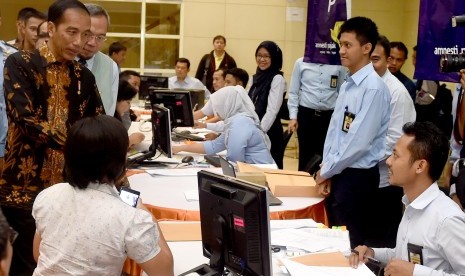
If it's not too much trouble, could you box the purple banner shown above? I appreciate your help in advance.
[415,0,465,83]
[303,0,351,65]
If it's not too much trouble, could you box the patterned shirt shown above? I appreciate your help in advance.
[0,44,104,209]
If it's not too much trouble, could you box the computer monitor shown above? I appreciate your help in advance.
[148,89,194,128]
[151,104,172,158]
[180,170,272,276]
[139,75,169,100]
[176,88,206,110]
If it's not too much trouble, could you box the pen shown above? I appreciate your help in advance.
[192,103,198,112]
[351,249,382,266]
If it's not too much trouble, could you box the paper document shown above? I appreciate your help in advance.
[282,259,375,276]
[271,229,332,252]
[270,219,321,230]
[271,228,350,253]
[184,190,199,201]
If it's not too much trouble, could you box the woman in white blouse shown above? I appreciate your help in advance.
[31,115,173,276]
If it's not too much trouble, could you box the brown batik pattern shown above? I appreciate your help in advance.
[0,44,104,209]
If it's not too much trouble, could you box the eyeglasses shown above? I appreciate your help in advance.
[9,227,18,244]
[256,55,271,61]
[86,34,107,43]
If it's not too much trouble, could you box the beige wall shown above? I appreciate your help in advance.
[183,0,421,84]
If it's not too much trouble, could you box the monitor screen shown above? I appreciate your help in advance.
[139,75,169,100]
[148,89,194,128]
[196,170,272,276]
[151,104,172,158]
[175,88,206,110]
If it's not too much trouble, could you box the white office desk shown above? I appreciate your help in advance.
[129,172,324,214]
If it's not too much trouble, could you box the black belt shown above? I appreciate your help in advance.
[299,105,333,117]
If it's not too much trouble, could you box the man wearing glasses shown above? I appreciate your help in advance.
[78,3,118,116]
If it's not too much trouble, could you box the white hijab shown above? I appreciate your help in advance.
[210,85,271,148]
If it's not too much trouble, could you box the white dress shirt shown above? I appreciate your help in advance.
[378,69,416,188]
[373,183,465,276]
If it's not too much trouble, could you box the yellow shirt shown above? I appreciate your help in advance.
[214,52,225,70]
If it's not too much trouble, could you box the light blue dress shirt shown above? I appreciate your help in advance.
[287,58,347,119]
[203,115,274,164]
[320,63,391,179]
[0,41,17,157]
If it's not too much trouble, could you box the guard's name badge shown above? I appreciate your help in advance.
[330,75,338,88]
[407,243,424,265]
[342,109,355,133]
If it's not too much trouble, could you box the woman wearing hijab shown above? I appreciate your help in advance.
[172,86,274,164]
[249,41,287,169]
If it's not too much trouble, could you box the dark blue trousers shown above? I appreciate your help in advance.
[325,166,379,248]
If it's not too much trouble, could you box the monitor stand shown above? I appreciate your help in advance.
[180,216,227,276]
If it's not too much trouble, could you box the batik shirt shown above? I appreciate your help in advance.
[0,44,104,210]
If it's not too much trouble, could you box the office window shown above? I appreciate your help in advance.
[82,0,182,74]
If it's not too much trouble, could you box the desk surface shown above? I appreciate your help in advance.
[129,172,324,212]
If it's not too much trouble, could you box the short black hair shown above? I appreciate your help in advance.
[176,57,190,69]
[213,35,226,44]
[0,210,10,259]
[377,35,391,58]
[215,68,227,79]
[16,7,37,21]
[413,45,418,52]
[48,0,89,26]
[24,9,46,24]
[119,70,140,82]
[109,41,127,56]
[226,68,249,88]
[390,41,409,59]
[402,122,449,181]
[117,80,137,102]
[338,16,379,56]
[65,115,129,189]
[36,20,49,37]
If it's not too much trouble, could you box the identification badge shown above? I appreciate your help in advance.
[407,243,424,265]
[330,75,338,88]
[342,110,355,133]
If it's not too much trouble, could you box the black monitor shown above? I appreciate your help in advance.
[176,88,206,110]
[180,170,272,276]
[139,75,169,100]
[151,104,172,158]
[148,89,194,128]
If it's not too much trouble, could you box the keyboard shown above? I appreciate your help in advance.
[174,132,205,141]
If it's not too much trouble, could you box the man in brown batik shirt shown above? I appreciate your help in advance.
[0,1,104,274]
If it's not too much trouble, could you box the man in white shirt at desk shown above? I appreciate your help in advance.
[78,4,119,115]
[169,58,210,99]
[350,122,465,276]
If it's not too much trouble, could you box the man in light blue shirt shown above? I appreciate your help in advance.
[168,57,211,99]
[287,58,346,171]
[0,39,18,168]
[315,17,391,248]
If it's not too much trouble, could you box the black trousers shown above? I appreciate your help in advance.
[365,185,404,248]
[2,206,36,275]
[325,166,379,248]
[296,106,333,171]
[268,118,284,169]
